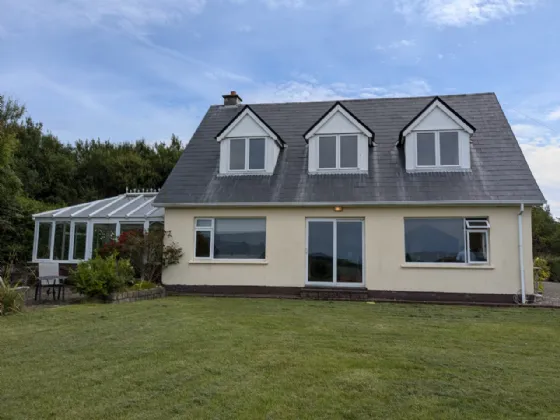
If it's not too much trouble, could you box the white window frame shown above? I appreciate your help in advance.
[194,218,214,260]
[403,217,490,265]
[305,218,365,288]
[465,219,490,265]
[318,134,359,170]
[194,217,266,261]
[415,131,460,168]
[228,137,267,172]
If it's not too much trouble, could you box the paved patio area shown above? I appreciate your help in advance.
[540,282,560,306]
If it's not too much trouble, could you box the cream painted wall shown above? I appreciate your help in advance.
[164,206,534,295]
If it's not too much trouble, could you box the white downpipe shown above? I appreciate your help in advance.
[518,203,526,304]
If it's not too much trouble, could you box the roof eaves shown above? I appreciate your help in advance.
[154,199,546,208]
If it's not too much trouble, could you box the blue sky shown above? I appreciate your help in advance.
[1,0,559,214]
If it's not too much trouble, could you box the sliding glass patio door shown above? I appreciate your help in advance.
[306,219,364,287]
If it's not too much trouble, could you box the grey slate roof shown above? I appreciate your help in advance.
[155,93,545,206]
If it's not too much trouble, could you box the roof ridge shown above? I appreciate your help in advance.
[213,92,496,108]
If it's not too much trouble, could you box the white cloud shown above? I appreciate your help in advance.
[0,69,201,144]
[244,78,431,103]
[546,107,560,121]
[263,0,306,8]
[376,39,416,51]
[511,123,551,144]
[1,0,207,38]
[513,123,560,216]
[395,0,539,27]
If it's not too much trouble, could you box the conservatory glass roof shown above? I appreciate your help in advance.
[33,191,164,220]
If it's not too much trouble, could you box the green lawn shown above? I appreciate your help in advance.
[2,298,560,420]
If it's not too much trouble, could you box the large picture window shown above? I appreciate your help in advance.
[404,218,489,264]
[229,138,266,171]
[195,218,266,260]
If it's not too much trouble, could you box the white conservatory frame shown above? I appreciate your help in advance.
[31,191,164,264]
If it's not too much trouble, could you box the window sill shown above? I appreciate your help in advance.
[401,263,494,270]
[189,259,268,265]
[217,171,271,177]
[309,169,368,175]
[407,167,470,173]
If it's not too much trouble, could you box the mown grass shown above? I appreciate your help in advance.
[1,298,560,419]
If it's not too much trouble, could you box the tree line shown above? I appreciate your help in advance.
[1,93,560,271]
[0,95,183,264]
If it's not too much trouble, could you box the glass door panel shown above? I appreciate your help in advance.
[307,221,334,283]
[307,219,363,286]
[336,221,363,283]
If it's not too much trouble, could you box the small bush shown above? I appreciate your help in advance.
[534,257,550,294]
[129,281,157,291]
[71,254,134,299]
[0,282,25,315]
[97,229,183,283]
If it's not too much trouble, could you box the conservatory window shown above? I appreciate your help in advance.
[92,223,117,255]
[73,222,87,260]
[37,222,52,260]
[53,222,71,261]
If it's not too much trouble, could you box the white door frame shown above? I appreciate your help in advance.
[305,218,365,288]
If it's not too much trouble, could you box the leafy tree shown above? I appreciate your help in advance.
[532,206,560,256]
[0,95,25,262]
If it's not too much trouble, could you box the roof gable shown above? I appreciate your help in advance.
[399,97,475,144]
[215,105,285,147]
[304,102,375,145]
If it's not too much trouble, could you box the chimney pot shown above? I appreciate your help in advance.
[223,90,242,106]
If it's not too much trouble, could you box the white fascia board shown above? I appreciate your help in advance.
[304,104,373,141]
[154,199,545,208]
[216,108,278,143]
[402,99,475,137]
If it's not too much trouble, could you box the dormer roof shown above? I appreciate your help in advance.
[399,96,476,144]
[215,105,285,148]
[303,101,375,145]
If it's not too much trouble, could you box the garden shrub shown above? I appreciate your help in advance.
[98,229,182,283]
[533,257,550,294]
[0,281,25,315]
[71,253,134,298]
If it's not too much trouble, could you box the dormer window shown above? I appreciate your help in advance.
[216,106,284,175]
[400,97,475,172]
[416,131,459,167]
[318,135,358,169]
[230,138,266,171]
[305,102,375,174]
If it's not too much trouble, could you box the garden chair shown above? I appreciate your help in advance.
[35,262,66,301]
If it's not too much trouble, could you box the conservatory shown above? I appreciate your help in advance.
[31,190,164,263]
